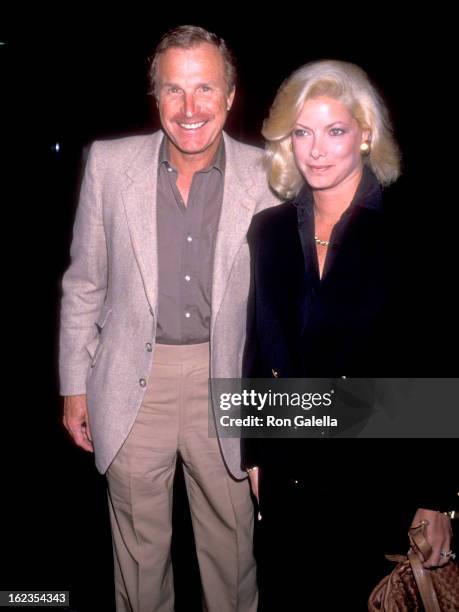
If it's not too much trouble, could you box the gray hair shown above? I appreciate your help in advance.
[148,25,237,97]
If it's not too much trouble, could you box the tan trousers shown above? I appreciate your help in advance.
[106,343,257,612]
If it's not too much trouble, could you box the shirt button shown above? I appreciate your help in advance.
[185,275,191,282]
[185,312,191,318]
[145,343,152,352]
[187,236,193,242]
[167,166,173,173]
[139,378,147,387]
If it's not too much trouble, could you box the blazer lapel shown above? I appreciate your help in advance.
[121,132,163,315]
[121,131,260,328]
[210,133,259,336]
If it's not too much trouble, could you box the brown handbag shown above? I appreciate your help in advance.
[368,521,459,611]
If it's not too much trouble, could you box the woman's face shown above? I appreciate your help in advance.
[292,96,369,193]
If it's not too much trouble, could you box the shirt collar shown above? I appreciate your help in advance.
[158,135,226,175]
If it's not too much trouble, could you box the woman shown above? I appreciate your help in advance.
[241,60,455,611]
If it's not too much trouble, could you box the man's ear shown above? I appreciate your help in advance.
[227,87,236,112]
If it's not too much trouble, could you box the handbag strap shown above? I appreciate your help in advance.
[407,523,441,612]
[409,522,433,561]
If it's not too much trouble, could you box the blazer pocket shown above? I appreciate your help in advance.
[85,336,100,360]
[86,307,113,367]
[85,336,105,369]
[95,306,113,333]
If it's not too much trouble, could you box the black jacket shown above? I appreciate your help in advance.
[243,167,399,380]
[241,169,456,511]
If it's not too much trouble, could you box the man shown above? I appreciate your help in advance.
[59,25,278,612]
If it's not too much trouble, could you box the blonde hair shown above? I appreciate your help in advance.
[263,60,401,199]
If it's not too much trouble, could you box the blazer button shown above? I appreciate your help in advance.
[145,342,152,352]
[139,378,147,387]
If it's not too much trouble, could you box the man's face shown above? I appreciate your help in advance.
[156,43,235,162]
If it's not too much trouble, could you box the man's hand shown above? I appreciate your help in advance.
[247,467,259,505]
[62,394,94,453]
[411,508,453,568]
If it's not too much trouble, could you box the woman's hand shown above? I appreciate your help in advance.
[411,508,453,568]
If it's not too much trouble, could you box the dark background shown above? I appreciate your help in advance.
[1,11,457,612]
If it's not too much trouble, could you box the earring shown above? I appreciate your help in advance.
[360,141,371,156]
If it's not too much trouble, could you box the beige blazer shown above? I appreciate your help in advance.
[59,130,279,478]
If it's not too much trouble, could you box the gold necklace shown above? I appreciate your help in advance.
[314,236,330,247]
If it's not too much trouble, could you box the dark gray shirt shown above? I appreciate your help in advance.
[155,136,225,344]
